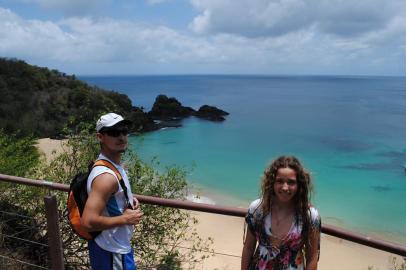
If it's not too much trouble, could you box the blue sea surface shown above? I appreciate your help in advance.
[81,75,406,243]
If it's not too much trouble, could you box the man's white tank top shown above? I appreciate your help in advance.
[87,153,134,254]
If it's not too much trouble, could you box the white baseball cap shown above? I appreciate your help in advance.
[96,113,131,132]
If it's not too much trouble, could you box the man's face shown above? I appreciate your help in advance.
[97,123,129,154]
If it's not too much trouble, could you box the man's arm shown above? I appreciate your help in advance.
[81,173,143,232]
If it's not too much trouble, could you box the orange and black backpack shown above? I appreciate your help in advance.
[67,159,131,240]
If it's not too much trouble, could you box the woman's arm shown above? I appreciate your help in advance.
[305,227,320,270]
[241,229,257,270]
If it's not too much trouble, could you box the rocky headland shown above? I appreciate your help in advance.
[0,58,229,137]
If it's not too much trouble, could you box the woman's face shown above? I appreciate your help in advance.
[273,167,298,204]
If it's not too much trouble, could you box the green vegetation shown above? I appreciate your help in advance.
[0,131,213,269]
[0,58,153,137]
[0,132,48,269]
[0,131,40,177]
[0,200,48,269]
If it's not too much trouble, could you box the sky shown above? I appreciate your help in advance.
[0,0,406,76]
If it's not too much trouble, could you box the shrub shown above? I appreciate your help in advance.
[0,131,40,177]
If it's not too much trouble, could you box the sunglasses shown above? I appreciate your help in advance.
[102,128,129,137]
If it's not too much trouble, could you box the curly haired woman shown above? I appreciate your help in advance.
[241,156,321,270]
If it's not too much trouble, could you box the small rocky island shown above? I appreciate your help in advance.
[147,94,229,130]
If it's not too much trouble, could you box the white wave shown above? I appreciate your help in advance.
[186,194,216,205]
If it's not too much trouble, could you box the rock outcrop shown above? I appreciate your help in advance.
[148,95,229,124]
[149,95,195,120]
[195,105,229,121]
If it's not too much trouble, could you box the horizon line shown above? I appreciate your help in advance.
[76,73,406,78]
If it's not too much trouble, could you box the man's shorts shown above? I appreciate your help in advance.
[88,240,136,270]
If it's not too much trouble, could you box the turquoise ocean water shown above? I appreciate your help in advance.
[81,75,406,243]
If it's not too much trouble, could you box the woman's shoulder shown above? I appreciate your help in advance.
[247,198,262,214]
[308,205,321,228]
[248,198,261,209]
[308,205,319,215]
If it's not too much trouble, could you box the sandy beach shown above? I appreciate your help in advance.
[191,211,401,270]
[36,138,67,163]
[36,138,403,269]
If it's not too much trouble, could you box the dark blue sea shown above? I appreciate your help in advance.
[80,75,406,243]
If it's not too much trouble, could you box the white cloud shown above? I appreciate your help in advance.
[0,5,405,75]
[362,15,406,45]
[190,9,211,34]
[0,8,231,73]
[0,8,73,60]
[189,0,406,38]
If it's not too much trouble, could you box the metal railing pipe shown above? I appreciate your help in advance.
[322,224,406,257]
[135,194,246,216]
[1,173,406,257]
[136,194,406,257]
[0,174,68,192]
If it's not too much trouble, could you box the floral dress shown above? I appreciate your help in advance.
[245,199,321,270]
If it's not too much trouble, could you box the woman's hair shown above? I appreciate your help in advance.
[260,155,313,249]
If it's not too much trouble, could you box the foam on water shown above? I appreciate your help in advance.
[186,194,216,205]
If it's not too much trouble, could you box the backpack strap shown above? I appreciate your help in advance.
[93,159,133,209]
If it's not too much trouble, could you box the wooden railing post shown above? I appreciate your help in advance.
[44,195,65,270]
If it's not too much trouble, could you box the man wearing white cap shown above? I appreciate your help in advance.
[82,112,143,270]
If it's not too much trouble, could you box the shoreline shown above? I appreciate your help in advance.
[187,181,251,208]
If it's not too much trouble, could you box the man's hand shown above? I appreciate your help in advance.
[133,197,140,209]
[122,208,143,225]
